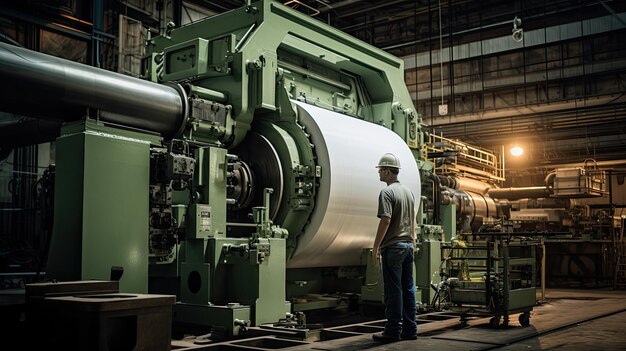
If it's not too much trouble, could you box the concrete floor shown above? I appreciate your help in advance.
[369,289,626,351]
[171,288,626,351]
[3,287,625,350]
[495,290,626,351]
[364,289,626,351]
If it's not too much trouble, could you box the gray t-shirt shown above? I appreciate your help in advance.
[377,181,415,248]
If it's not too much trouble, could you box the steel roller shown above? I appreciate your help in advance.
[0,42,186,138]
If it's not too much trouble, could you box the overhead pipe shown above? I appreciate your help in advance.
[431,94,626,127]
[534,159,626,170]
[513,198,572,210]
[437,175,493,195]
[0,42,187,140]
[488,186,551,200]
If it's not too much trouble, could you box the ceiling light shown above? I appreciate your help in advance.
[510,146,524,157]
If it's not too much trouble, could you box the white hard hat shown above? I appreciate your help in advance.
[376,153,401,169]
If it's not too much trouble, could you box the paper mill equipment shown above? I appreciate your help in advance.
[6,0,589,342]
[4,2,626,350]
[0,0,429,338]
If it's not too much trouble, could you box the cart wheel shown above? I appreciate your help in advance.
[460,315,469,326]
[489,316,501,328]
[519,312,531,327]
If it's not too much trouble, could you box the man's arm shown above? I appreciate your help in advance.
[373,216,391,264]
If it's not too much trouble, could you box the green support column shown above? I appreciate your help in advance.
[180,146,227,304]
[46,120,158,293]
[230,238,289,325]
[416,225,443,306]
[442,204,456,242]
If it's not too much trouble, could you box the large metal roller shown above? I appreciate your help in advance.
[0,42,186,138]
[287,102,421,268]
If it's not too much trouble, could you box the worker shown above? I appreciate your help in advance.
[372,153,418,342]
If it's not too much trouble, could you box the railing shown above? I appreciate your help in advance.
[427,133,505,183]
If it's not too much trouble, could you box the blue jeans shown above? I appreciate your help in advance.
[381,242,417,337]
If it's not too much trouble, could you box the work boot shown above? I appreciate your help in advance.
[372,332,400,342]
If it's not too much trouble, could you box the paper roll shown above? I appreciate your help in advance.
[287,101,421,268]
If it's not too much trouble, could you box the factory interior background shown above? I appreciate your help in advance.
[0,0,625,350]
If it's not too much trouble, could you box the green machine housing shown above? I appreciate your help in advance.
[143,1,427,335]
[11,0,431,337]
[0,0,539,337]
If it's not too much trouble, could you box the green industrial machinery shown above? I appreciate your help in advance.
[0,0,430,338]
[138,0,426,335]
[0,0,540,338]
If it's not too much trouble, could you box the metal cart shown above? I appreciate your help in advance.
[431,231,539,327]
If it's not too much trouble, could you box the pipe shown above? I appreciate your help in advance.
[535,159,626,170]
[318,0,362,14]
[437,175,492,195]
[189,85,227,103]
[431,95,626,127]
[0,42,186,139]
[437,175,457,189]
[488,186,551,200]
[455,177,492,195]
[514,198,571,210]
[544,171,556,187]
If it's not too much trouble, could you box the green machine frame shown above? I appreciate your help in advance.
[0,0,546,341]
[42,0,437,338]
[141,0,428,336]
